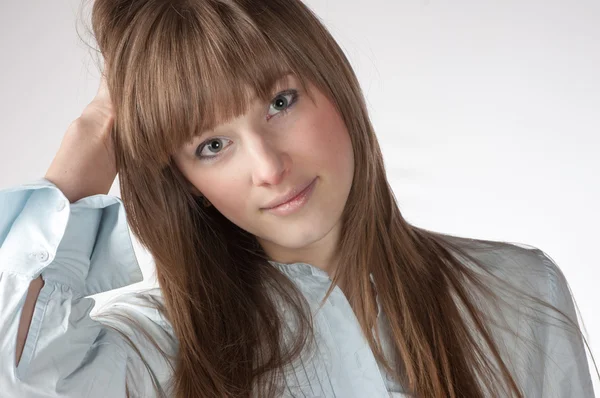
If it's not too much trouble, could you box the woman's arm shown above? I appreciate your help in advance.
[0,73,175,397]
[14,73,117,367]
[0,177,178,397]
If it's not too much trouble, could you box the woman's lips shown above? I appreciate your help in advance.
[262,177,317,216]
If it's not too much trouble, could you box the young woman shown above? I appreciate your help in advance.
[1,0,596,397]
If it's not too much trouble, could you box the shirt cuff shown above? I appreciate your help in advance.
[0,178,143,298]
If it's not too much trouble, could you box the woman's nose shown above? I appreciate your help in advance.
[248,135,290,187]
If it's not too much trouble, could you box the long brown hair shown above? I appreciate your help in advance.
[81,0,597,397]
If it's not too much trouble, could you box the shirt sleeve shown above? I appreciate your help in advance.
[0,178,175,397]
[535,249,596,398]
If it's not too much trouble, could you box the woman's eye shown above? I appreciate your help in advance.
[195,90,298,161]
[267,90,298,120]
[195,138,231,160]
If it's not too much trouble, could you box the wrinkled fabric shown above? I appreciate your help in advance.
[0,178,595,397]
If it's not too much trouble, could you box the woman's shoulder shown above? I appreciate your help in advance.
[92,286,175,344]
[436,234,595,396]
[91,286,177,396]
[438,233,563,297]
[94,286,170,324]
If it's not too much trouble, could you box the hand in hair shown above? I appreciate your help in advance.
[44,68,117,204]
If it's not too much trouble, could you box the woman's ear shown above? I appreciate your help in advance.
[187,182,202,197]
[186,183,212,207]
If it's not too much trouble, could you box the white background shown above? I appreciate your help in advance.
[1,0,598,394]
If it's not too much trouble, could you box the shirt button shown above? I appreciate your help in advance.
[36,251,49,262]
[56,199,68,212]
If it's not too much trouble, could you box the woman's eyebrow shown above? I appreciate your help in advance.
[183,129,211,149]
[266,71,294,95]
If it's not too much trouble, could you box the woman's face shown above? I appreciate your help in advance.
[173,74,354,269]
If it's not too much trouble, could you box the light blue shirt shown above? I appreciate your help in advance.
[0,178,595,397]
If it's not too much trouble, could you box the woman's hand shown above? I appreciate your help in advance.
[44,71,118,203]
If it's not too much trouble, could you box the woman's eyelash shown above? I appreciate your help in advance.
[195,137,231,162]
[266,89,298,120]
[195,89,299,161]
